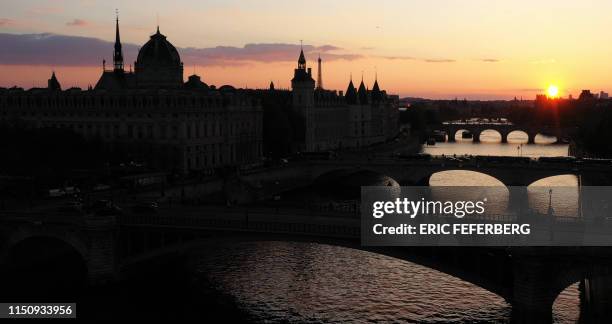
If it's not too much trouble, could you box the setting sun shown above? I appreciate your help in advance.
[547,85,559,98]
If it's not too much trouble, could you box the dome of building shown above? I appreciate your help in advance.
[136,28,181,66]
[184,74,209,91]
[218,85,236,92]
[134,27,184,89]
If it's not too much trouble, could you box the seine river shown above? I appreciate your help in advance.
[194,131,580,323]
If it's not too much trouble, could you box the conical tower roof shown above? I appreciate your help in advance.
[345,76,357,104]
[358,80,368,104]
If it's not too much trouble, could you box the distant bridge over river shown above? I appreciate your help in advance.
[437,121,574,143]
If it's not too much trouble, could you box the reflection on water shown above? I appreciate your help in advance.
[194,241,511,323]
[554,283,581,324]
[424,131,569,158]
[430,172,579,218]
[194,241,580,324]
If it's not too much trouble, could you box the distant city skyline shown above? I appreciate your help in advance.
[2,0,612,99]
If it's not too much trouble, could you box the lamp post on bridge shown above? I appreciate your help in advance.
[516,144,523,157]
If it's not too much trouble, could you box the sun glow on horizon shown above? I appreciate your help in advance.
[547,84,560,98]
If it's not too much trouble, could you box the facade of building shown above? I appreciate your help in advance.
[0,19,263,174]
[290,49,399,152]
[0,17,399,170]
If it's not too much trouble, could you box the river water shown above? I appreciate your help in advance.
[194,131,581,323]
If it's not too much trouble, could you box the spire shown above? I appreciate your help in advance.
[346,75,357,104]
[113,9,124,71]
[316,54,323,90]
[48,71,61,91]
[372,72,380,92]
[156,13,160,34]
[298,40,306,70]
[269,81,275,91]
[358,77,368,104]
[372,74,381,102]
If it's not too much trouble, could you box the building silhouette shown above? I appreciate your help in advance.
[0,18,263,174]
[0,16,399,170]
[290,50,399,151]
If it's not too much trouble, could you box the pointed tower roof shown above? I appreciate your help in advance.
[371,73,382,102]
[345,74,357,104]
[372,73,380,92]
[358,79,368,104]
[298,45,306,70]
[316,54,323,90]
[269,81,275,90]
[291,43,314,84]
[48,71,61,91]
[113,11,124,71]
[115,14,121,43]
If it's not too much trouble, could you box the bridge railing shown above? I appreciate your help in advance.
[0,211,84,225]
[119,210,360,239]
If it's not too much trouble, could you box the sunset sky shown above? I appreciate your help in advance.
[1,0,612,99]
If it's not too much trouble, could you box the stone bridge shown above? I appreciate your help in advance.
[236,158,612,202]
[438,122,573,143]
[1,208,612,323]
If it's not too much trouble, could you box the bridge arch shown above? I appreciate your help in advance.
[422,169,507,187]
[545,262,612,322]
[552,281,581,323]
[1,235,88,298]
[473,129,503,143]
[450,129,473,142]
[526,175,579,217]
[506,130,529,144]
[527,174,579,188]
[533,131,561,144]
[1,230,88,264]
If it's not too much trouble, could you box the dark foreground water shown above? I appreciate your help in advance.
[191,241,580,323]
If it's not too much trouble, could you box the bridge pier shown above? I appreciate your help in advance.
[83,214,119,285]
[501,133,508,144]
[472,131,481,143]
[581,274,612,323]
[510,254,557,324]
[527,133,536,144]
[508,187,530,215]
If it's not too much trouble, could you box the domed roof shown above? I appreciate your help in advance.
[184,74,208,91]
[136,27,181,66]
[218,85,236,92]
